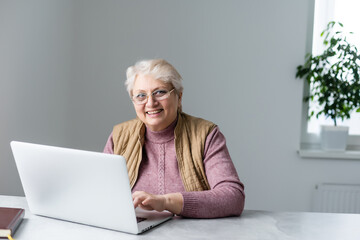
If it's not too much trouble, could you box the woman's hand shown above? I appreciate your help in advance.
[132,191,166,212]
[132,191,183,215]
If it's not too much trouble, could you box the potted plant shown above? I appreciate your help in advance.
[296,21,360,151]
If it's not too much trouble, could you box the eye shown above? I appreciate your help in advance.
[153,90,167,96]
[135,93,147,99]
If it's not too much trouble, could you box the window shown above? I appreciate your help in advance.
[301,0,360,150]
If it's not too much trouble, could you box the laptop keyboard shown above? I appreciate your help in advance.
[136,217,147,223]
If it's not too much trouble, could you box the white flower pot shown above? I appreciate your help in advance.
[320,125,349,151]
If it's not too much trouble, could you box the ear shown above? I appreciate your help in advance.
[177,92,183,105]
[177,92,183,112]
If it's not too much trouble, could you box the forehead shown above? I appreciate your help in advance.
[133,74,171,91]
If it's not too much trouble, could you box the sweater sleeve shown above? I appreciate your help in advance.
[103,132,114,154]
[180,126,245,218]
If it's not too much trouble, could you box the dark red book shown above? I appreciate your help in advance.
[0,207,25,238]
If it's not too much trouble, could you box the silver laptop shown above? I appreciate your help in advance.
[10,141,173,234]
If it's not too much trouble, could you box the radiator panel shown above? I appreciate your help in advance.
[312,183,360,213]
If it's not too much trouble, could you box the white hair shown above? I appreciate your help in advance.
[125,59,183,96]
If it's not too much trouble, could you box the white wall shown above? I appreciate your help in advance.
[2,0,360,212]
[0,0,74,195]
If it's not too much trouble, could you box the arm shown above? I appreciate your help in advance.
[180,127,245,218]
[103,132,114,154]
[105,127,244,218]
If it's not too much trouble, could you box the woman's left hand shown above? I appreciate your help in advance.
[132,191,183,215]
[132,191,166,212]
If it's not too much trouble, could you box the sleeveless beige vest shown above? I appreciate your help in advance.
[112,112,216,192]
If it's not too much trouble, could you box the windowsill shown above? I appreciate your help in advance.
[299,141,360,160]
[298,149,360,160]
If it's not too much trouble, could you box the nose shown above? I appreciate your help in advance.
[145,94,158,106]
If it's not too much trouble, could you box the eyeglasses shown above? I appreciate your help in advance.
[131,88,175,105]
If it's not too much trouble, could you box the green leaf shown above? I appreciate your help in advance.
[326,32,330,40]
[328,21,335,27]
[295,20,360,123]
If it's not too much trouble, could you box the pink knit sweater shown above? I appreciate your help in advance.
[103,119,245,218]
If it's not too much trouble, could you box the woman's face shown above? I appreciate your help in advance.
[132,74,182,131]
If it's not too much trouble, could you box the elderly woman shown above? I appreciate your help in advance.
[104,59,245,218]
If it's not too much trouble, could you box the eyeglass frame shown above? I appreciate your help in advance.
[131,88,176,105]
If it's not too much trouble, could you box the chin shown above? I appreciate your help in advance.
[147,121,163,129]
[146,120,167,130]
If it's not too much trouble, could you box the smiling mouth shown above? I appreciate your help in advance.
[146,109,163,115]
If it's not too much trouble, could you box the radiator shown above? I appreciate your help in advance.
[312,183,360,213]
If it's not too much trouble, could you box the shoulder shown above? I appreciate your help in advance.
[113,118,144,138]
[180,112,217,130]
[114,118,142,130]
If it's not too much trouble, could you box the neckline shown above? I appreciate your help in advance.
[145,118,177,144]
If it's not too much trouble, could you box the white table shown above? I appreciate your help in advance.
[1,195,360,240]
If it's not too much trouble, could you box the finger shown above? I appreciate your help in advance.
[133,192,154,208]
[141,197,153,206]
[132,191,146,199]
[133,195,146,208]
[142,196,165,212]
[138,203,154,211]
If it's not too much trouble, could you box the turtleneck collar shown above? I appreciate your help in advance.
[145,117,177,144]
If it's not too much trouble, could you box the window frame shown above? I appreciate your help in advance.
[299,0,360,153]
